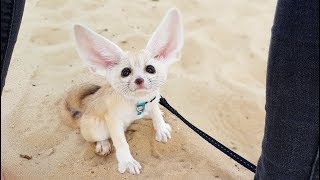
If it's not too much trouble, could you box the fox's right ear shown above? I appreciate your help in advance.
[73,24,123,72]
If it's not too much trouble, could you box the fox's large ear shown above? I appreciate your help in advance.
[73,24,123,72]
[145,8,184,64]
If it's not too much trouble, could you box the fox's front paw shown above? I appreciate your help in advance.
[118,158,142,175]
[155,123,172,143]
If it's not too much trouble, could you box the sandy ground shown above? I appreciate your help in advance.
[1,0,276,179]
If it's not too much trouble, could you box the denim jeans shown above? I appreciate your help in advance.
[254,0,319,179]
[1,0,319,179]
[1,0,25,96]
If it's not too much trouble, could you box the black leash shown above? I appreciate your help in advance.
[159,96,257,173]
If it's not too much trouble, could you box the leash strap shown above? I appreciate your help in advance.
[159,96,257,173]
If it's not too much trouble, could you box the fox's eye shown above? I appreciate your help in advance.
[145,65,156,74]
[121,67,131,77]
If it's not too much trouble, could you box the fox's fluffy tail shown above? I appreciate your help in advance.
[60,84,101,128]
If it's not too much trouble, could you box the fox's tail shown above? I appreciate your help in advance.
[60,84,101,128]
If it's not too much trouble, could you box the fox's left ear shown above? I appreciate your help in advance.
[145,8,184,64]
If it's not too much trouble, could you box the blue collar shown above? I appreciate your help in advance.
[136,96,156,115]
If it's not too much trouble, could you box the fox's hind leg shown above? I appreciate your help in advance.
[80,115,112,156]
[95,140,112,156]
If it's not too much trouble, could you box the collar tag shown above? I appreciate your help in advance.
[136,102,146,115]
[136,96,156,115]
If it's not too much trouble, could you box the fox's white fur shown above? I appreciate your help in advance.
[61,8,183,175]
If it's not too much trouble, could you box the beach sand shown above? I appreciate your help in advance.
[1,0,276,179]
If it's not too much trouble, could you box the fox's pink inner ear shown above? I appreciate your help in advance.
[153,43,174,59]
[146,8,184,61]
[74,24,123,70]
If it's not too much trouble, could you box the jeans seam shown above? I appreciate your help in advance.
[309,146,319,180]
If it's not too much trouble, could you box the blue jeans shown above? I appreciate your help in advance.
[1,0,25,96]
[254,0,319,179]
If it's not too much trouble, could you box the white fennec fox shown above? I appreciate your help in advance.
[61,8,183,175]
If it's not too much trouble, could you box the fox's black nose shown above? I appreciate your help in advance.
[135,78,144,85]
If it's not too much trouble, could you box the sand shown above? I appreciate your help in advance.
[1,0,276,179]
